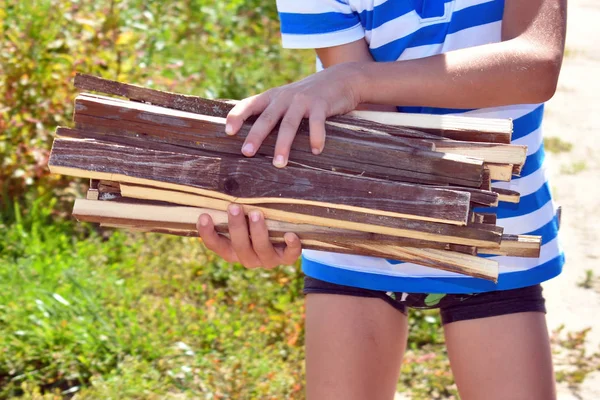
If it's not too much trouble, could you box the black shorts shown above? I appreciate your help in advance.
[304,276,546,325]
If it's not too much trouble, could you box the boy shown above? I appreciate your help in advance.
[197,0,567,398]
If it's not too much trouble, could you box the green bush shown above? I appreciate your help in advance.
[0,0,313,213]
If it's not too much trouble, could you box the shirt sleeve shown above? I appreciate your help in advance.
[276,0,365,49]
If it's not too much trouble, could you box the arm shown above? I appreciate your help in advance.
[226,0,567,168]
[316,42,398,112]
[358,0,567,108]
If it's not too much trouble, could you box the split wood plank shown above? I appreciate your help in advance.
[433,140,527,166]
[485,163,514,181]
[347,110,513,144]
[74,73,510,145]
[432,186,499,207]
[95,181,507,252]
[89,188,535,258]
[73,94,485,187]
[492,187,521,203]
[113,182,502,247]
[73,198,498,281]
[49,133,472,225]
[477,234,541,258]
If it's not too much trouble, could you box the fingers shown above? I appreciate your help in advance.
[247,210,284,269]
[198,206,302,269]
[273,101,307,167]
[227,204,263,269]
[197,213,239,263]
[308,101,327,155]
[279,232,303,265]
[225,93,271,136]
[242,100,287,158]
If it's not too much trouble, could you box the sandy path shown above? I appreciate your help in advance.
[542,0,600,398]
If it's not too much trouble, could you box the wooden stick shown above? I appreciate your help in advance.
[49,134,472,225]
[346,110,513,144]
[73,199,498,281]
[73,74,510,146]
[116,183,502,247]
[73,95,485,187]
[491,187,521,203]
[434,140,526,166]
[485,163,514,181]
[478,234,541,258]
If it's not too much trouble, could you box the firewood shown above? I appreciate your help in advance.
[346,110,513,144]
[49,133,473,225]
[114,183,502,247]
[73,199,498,281]
[43,74,544,280]
[73,95,486,187]
[491,187,521,203]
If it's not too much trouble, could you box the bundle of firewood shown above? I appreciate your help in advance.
[48,74,542,282]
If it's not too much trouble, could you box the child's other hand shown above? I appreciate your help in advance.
[224,62,365,168]
[197,204,301,269]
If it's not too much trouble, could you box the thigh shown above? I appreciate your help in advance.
[444,312,556,400]
[305,293,408,400]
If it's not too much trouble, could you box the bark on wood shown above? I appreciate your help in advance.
[73,198,498,281]
[115,182,502,247]
[346,110,513,144]
[73,95,485,187]
[50,133,473,225]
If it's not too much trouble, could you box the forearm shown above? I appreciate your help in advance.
[357,0,566,109]
[357,38,563,109]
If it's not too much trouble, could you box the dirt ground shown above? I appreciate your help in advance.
[543,0,600,398]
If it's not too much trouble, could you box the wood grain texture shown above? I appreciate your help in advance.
[485,163,514,181]
[478,234,541,258]
[49,133,472,225]
[73,95,485,187]
[73,74,508,147]
[73,199,498,281]
[434,140,527,166]
[492,187,521,203]
[347,110,513,144]
[117,183,502,247]
[74,73,234,118]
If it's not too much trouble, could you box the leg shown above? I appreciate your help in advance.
[305,293,408,400]
[444,312,556,400]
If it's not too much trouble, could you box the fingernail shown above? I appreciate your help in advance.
[225,123,234,135]
[229,204,241,216]
[284,233,297,245]
[312,147,321,155]
[199,214,210,226]
[242,143,254,156]
[249,210,261,223]
[273,155,286,168]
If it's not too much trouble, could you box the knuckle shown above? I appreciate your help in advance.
[279,116,297,131]
[259,110,278,126]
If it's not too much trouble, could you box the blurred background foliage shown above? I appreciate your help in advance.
[0,0,312,217]
[1,1,597,399]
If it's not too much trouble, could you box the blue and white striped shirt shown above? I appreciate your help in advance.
[277,0,564,293]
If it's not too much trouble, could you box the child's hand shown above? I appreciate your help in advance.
[197,205,301,269]
[225,62,365,168]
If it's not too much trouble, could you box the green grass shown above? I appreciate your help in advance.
[561,161,588,175]
[544,137,573,154]
[0,198,307,399]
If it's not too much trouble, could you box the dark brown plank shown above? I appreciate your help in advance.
[73,94,484,187]
[74,73,234,117]
[49,133,472,225]
[74,74,510,145]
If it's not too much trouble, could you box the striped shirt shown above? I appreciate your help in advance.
[276,0,564,293]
